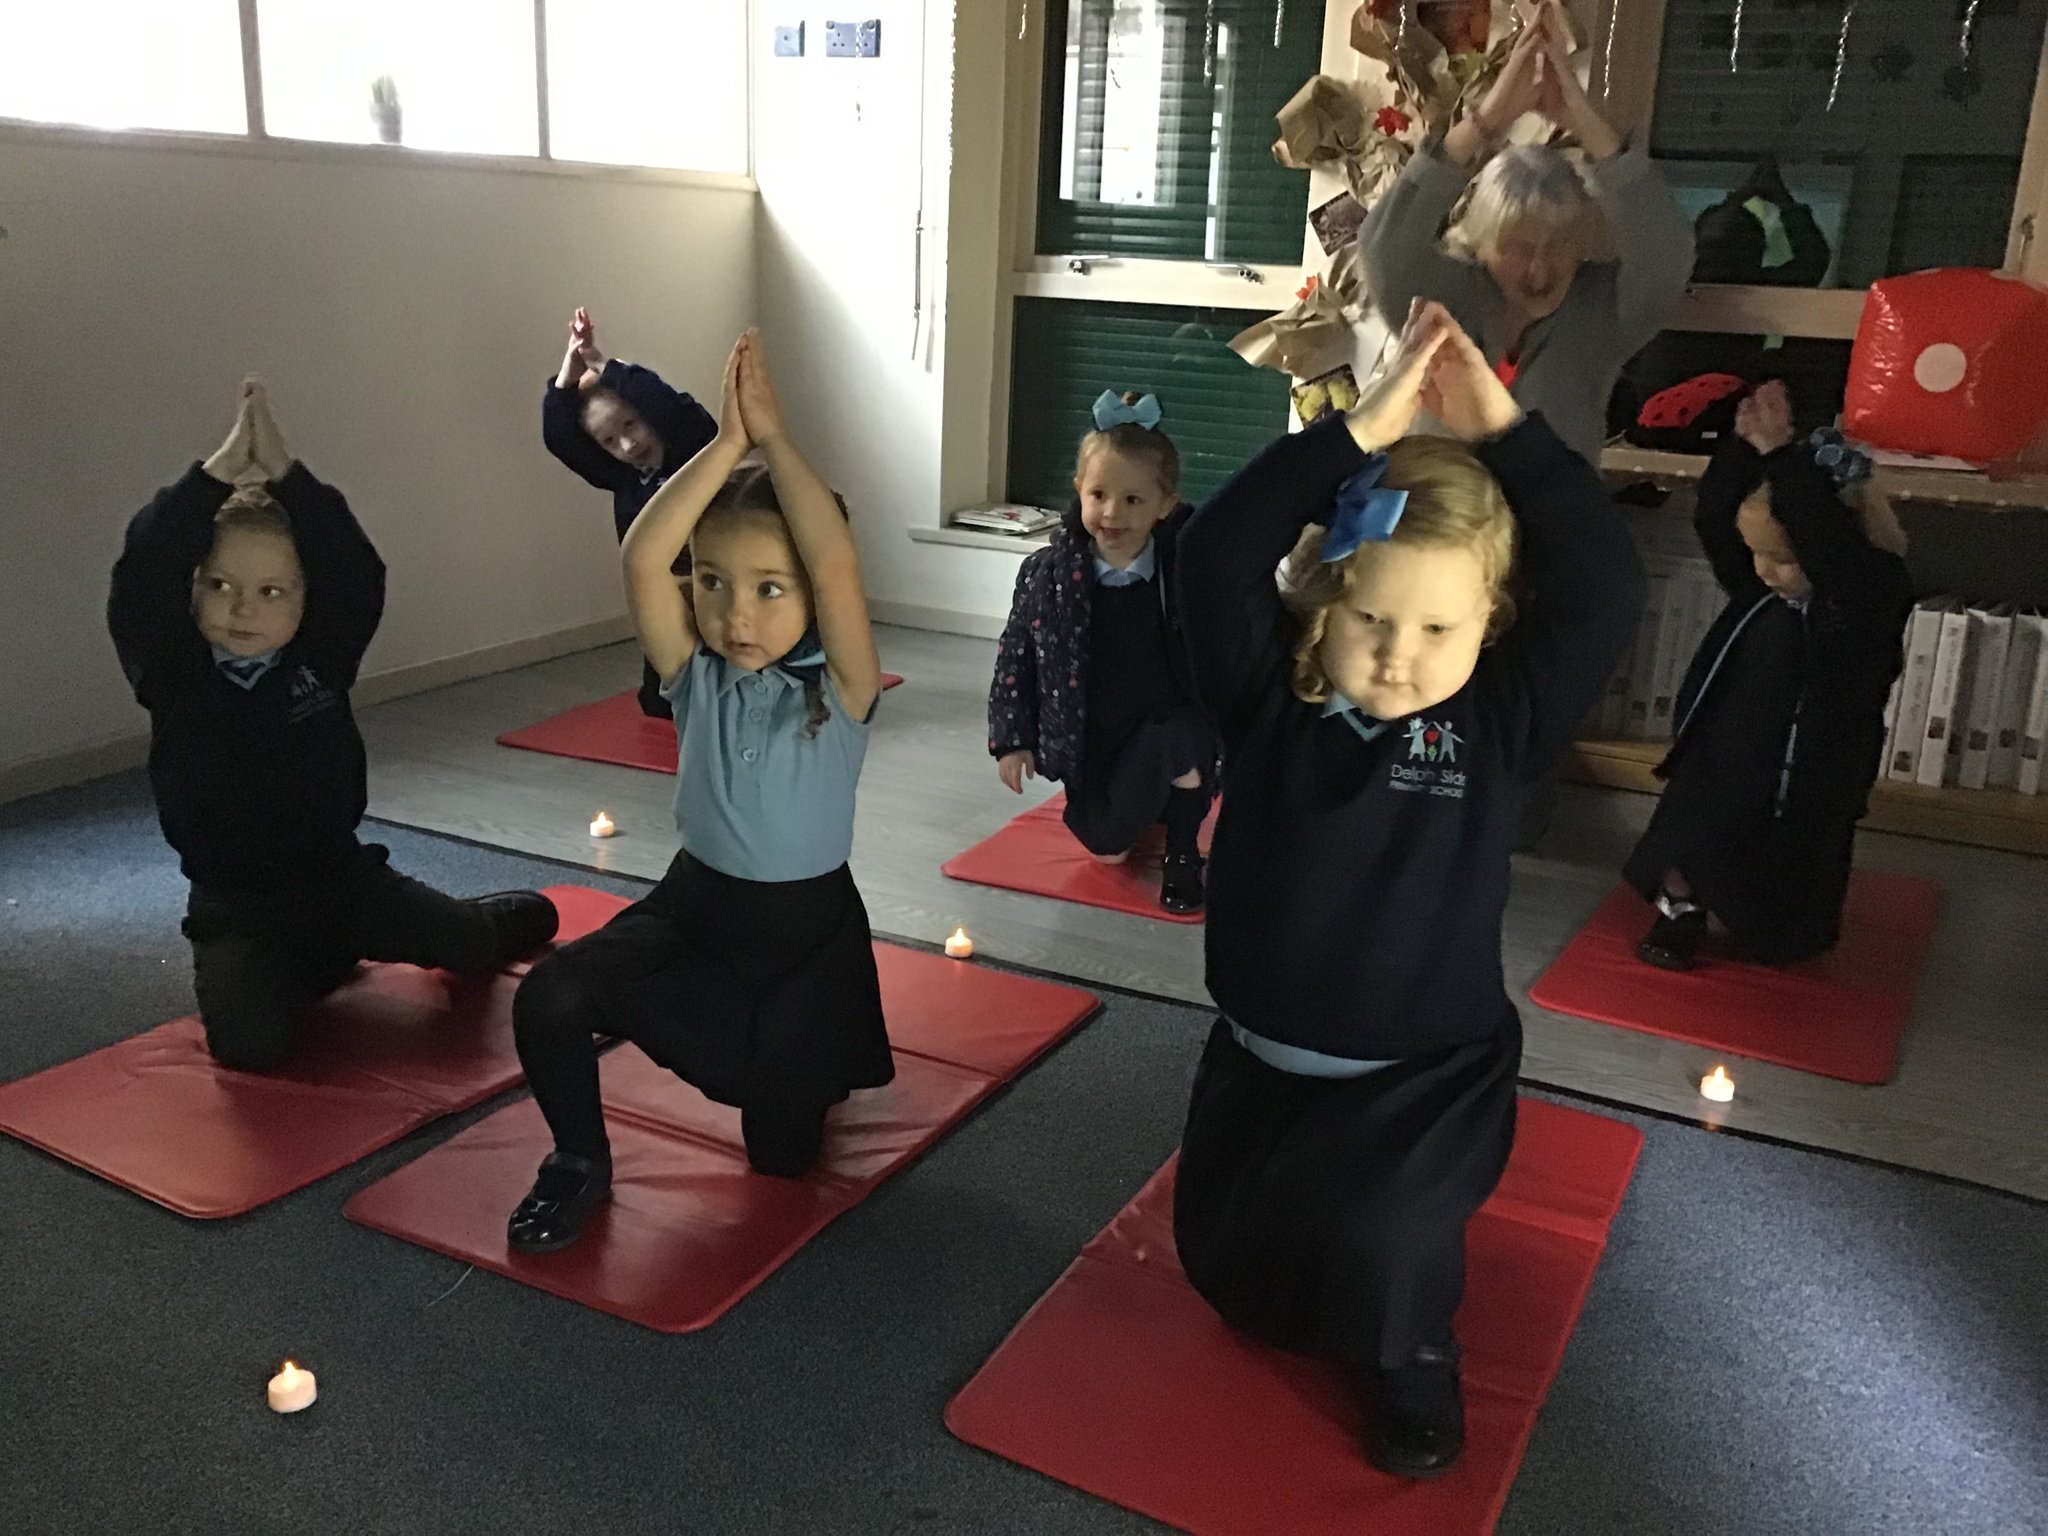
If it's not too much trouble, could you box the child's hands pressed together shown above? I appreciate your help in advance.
[1422,309,1525,442]
[997,749,1037,794]
[201,380,260,484]
[1736,380,1796,456]
[244,380,293,482]
[734,329,788,448]
[1345,299,1449,454]
[715,336,751,452]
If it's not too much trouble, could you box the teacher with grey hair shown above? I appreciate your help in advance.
[1358,1,1692,843]
[1359,2,1694,467]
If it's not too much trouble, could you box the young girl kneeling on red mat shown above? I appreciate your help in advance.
[1624,380,1913,970]
[987,393,1219,914]
[507,331,893,1253]
[1168,302,1643,1478]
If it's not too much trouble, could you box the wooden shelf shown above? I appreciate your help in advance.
[1565,737,2048,858]
[1598,445,2048,511]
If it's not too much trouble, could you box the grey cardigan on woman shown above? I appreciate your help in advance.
[1360,140,1695,466]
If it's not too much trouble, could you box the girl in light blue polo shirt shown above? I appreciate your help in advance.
[507,331,893,1253]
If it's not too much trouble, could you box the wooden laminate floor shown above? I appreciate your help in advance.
[361,626,2048,1201]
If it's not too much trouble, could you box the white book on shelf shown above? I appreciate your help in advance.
[2020,624,2048,795]
[1877,670,1904,781]
[1624,570,1672,740]
[1957,607,2013,790]
[1990,612,2045,789]
[1646,573,1694,740]
[1916,606,1977,788]
[1887,601,1950,783]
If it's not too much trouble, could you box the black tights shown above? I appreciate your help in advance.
[1162,783,1210,858]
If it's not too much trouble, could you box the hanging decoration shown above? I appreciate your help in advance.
[1728,0,1744,74]
[1826,1,1854,113]
[1601,0,1621,98]
[1959,0,1982,64]
[1944,0,1985,102]
[1204,0,1218,84]
[1275,0,1286,51]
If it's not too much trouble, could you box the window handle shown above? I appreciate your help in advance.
[1066,254,1112,275]
[1206,263,1264,283]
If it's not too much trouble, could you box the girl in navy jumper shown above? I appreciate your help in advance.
[988,393,1219,913]
[1626,381,1912,969]
[541,306,719,717]
[109,382,558,1071]
[508,331,892,1253]
[1169,303,1643,1479]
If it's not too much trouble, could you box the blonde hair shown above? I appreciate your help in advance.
[1739,481,1910,559]
[1447,144,1606,262]
[212,485,294,543]
[1278,436,1518,704]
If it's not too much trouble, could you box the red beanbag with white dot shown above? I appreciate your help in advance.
[1842,268,2048,462]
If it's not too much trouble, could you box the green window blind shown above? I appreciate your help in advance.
[1038,0,1322,264]
[1006,297,1291,511]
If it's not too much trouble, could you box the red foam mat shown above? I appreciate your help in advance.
[944,1098,1642,1536]
[941,793,1216,924]
[0,885,627,1218]
[345,945,1100,1332]
[1527,870,1941,1085]
[498,677,904,774]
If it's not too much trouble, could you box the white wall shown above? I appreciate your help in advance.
[0,131,754,789]
[752,3,1024,635]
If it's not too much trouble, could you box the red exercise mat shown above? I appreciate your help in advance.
[345,945,1100,1332]
[497,677,904,775]
[941,793,1216,925]
[1527,870,1941,1085]
[945,1098,1642,1536]
[0,884,626,1218]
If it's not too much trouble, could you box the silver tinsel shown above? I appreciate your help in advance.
[1827,1,1854,112]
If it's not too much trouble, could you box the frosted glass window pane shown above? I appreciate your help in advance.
[545,0,747,172]
[258,0,538,156]
[0,2,246,134]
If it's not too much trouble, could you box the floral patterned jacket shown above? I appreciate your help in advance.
[986,504,1199,785]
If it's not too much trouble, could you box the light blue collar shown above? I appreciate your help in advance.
[1322,693,1393,743]
[210,644,282,690]
[1092,537,1157,587]
[707,641,825,698]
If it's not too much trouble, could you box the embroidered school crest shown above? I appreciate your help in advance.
[285,665,341,725]
[1404,717,1462,764]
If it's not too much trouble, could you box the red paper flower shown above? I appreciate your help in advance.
[1375,106,1412,136]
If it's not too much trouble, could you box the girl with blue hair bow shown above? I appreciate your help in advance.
[1168,301,1642,1479]
[987,390,1218,914]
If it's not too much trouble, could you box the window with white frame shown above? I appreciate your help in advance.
[0,2,246,136]
[0,1,749,176]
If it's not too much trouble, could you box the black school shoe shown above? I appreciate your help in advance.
[507,1151,613,1253]
[474,891,561,966]
[1636,907,1708,970]
[1361,1342,1465,1480]
[1159,852,1206,915]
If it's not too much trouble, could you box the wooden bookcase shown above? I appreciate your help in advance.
[1580,447,2048,858]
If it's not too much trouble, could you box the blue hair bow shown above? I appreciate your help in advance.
[1320,455,1408,562]
[1092,390,1163,432]
[1807,427,1872,493]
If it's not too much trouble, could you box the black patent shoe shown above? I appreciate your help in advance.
[476,891,561,965]
[1160,852,1206,915]
[506,1151,612,1253]
[1636,907,1707,971]
[1363,1342,1465,1480]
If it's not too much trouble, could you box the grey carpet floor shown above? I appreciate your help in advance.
[2,774,2042,1535]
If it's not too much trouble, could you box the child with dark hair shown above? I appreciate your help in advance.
[507,332,892,1253]
[109,382,558,1071]
[1626,380,1913,969]
[541,306,718,716]
[987,391,1219,914]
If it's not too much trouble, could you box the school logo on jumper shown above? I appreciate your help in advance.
[1405,718,1462,763]
[286,665,339,725]
[1391,717,1467,798]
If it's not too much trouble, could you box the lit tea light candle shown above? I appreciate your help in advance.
[1699,1065,1735,1103]
[589,811,616,839]
[944,927,974,959]
[267,1360,317,1414]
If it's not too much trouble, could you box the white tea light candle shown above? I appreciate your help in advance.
[589,811,616,839]
[944,928,974,959]
[267,1360,317,1414]
[1699,1065,1735,1103]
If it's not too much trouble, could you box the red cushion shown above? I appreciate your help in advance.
[499,679,904,775]
[1528,871,1940,1084]
[941,793,1216,924]
[345,944,1100,1331]
[1843,268,2048,461]
[0,885,625,1217]
[944,1099,1643,1536]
